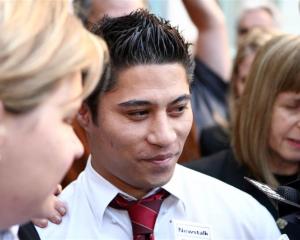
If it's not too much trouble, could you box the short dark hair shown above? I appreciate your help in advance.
[85,9,194,123]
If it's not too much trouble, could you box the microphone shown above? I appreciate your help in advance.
[244,177,300,224]
[244,177,300,207]
[277,186,300,204]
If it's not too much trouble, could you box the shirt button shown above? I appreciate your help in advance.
[111,219,117,224]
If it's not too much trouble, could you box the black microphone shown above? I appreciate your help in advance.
[244,177,300,224]
[277,186,300,204]
[244,177,300,207]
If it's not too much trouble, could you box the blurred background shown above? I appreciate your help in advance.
[149,0,300,55]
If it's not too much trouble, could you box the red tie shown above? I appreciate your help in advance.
[109,189,169,240]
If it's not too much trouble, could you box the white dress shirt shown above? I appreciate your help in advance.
[37,158,281,240]
[0,226,18,240]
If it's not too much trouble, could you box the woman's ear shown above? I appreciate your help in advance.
[76,103,92,132]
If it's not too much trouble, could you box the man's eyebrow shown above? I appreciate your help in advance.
[170,94,191,105]
[118,100,151,108]
[118,94,191,108]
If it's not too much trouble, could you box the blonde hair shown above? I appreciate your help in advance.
[233,34,300,187]
[229,27,279,124]
[0,0,107,114]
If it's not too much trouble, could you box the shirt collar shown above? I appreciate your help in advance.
[82,157,121,226]
[0,225,19,240]
[10,226,18,238]
[162,164,188,210]
[82,158,188,225]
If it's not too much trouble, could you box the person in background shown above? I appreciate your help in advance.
[186,34,300,240]
[83,0,146,30]
[236,0,280,44]
[0,0,107,238]
[185,0,281,155]
[200,27,279,157]
[32,10,281,240]
[183,0,231,143]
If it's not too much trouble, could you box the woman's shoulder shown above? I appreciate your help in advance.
[184,149,246,181]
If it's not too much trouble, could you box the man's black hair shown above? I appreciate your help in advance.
[85,9,194,124]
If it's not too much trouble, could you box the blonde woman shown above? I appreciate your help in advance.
[0,0,107,237]
[187,34,300,239]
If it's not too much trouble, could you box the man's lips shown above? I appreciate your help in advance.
[141,153,178,162]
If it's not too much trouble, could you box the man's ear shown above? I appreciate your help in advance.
[77,103,92,132]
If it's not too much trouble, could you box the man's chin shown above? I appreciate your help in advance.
[145,172,174,190]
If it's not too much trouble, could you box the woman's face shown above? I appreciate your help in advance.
[0,72,84,229]
[269,91,300,175]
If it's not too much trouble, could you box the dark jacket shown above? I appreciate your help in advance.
[184,149,300,240]
[18,222,40,240]
[191,58,228,137]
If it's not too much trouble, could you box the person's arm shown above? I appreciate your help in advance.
[183,0,231,81]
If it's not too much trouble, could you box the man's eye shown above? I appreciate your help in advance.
[127,110,149,120]
[169,105,187,116]
[177,106,187,112]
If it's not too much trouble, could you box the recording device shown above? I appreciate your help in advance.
[244,177,300,224]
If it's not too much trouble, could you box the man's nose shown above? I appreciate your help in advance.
[146,114,176,147]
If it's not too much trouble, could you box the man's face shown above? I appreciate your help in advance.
[238,8,275,42]
[86,63,193,198]
[88,0,145,24]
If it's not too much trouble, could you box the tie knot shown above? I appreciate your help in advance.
[109,189,169,240]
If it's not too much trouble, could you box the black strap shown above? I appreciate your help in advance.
[18,222,41,240]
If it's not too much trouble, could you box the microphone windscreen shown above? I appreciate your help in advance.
[277,186,300,204]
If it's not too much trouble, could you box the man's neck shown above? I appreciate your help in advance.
[90,159,155,199]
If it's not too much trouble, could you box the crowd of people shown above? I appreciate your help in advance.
[0,0,299,240]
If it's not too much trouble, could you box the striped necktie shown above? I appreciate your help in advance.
[109,189,169,240]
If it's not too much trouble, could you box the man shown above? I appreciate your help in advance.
[183,0,231,143]
[35,10,281,239]
[236,0,280,43]
[85,0,145,27]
